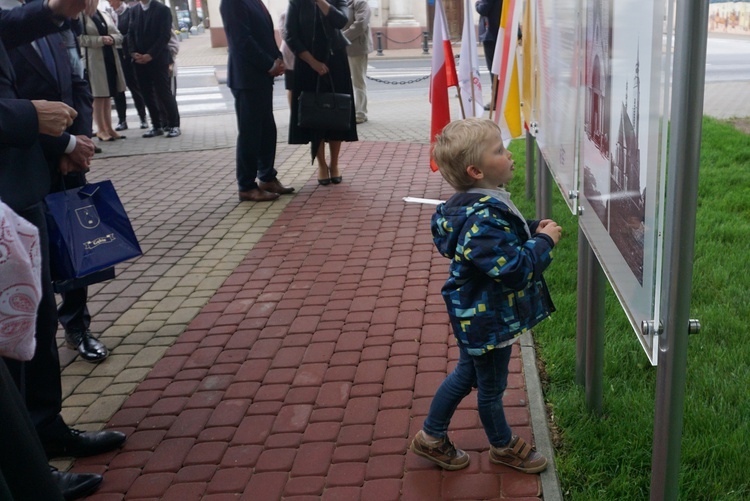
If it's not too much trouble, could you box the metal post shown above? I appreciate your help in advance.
[575,225,589,386]
[584,246,605,414]
[525,133,535,200]
[650,0,709,497]
[376,32,384,56]
[422,31,430,55]
[535,145,552,219]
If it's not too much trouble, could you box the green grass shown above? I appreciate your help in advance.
[506,117,750,500]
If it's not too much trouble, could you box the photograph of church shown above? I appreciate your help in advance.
[582,0,613,227]
[606,56,645,284]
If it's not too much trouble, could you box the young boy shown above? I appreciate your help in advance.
[410,118,562,473]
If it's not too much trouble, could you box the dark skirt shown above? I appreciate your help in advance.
[288,47,358,154]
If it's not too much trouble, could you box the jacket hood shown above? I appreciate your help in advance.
[432,192,515,259]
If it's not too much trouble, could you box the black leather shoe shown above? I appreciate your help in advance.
[115,121,128,131]
[43,427,126,459]
[65,329,108,363]
[140,119,149,129]
[142,127,164,138]
[50,467,103,500]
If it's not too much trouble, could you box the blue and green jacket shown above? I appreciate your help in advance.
[431,192,556,355]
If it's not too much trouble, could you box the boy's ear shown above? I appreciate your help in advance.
[466,164,483,180]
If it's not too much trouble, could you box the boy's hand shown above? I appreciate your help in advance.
[537,220,562,245]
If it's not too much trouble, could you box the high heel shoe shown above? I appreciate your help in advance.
[95,133,113,142]
[330,176,342,184]
[318,178,331,186]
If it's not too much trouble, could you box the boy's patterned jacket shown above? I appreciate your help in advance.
[431,192,556,355]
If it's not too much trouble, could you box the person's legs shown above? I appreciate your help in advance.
[256,89,278,183]
[475,344,548,473]
[0,360,64,501]
[232,88,261,192]
[328,141,343,181]
[422,346,476,439]
[483,39,497,110]
[149,61,180,129]
[316,140,329,182]
[348,54,368,122]
[473,345,513,447]
[410,345,474,470]
[135,64,164,132]
[92,98,110,140]
[57,288,90,334]
[3,206,126,460]
[102,98,120,138]
[4,204,62,432]
[113,91,127,127]
[483,39,496,80]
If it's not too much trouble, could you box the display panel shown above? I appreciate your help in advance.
[578,0,671,364]
[535,0,582,213]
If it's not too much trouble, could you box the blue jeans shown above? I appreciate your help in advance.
[422,344,513,447]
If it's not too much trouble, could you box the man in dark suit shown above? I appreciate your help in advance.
[6,5,109,364]
[0,0,126,498]
[220,0,295,202]
[109,0,148,131]
[127,0,181,138]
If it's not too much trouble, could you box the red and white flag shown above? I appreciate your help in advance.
[429,0,458,171]
[458,0,484,118]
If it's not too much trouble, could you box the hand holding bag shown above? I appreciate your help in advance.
[296,6,352,132]
[44,180,142,283]
[297,72,352,131]
[0,199,41,361]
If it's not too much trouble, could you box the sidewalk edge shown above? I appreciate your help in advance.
[520,331,563,501]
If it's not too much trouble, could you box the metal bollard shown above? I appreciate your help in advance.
[422,31,430,54]
[376,32,384,56]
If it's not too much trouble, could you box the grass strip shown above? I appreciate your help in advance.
[506,117,750,499]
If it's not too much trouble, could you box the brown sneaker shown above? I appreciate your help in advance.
[409,430,470,470]
[489,435,548,473]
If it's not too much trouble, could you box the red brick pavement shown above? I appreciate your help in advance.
[77,141,543,500]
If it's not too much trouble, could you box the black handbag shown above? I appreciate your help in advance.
[297,73,352,131]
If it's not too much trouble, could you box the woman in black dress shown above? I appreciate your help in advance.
[285,0,358,185]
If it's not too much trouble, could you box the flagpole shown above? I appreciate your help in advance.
[489,74,498,120]
[456,85,466,119]
[469,36,476,117]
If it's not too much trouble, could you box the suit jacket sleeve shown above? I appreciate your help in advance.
[0,2,64,50]
[343,0,369,41]
[284,0,305,55]
[0,100,38,148]
[220,0,278,74]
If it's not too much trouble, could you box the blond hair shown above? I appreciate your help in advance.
[432,118,503,191]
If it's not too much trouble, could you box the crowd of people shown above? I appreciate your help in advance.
[221,0,374,201]
[1,0,559,498]
[75,0,182,141]
[0,0,184,498]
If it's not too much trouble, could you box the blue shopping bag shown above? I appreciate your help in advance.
[45,180,142,281]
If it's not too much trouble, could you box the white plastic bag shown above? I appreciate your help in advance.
[0,199,41,361]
